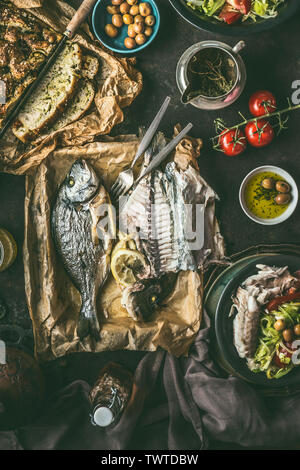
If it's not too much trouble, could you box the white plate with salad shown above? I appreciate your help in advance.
[169,1,299,36]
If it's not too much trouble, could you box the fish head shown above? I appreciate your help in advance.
[122,280,163,322]
[63,159,99,204]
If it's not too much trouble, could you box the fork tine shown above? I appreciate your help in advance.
[114,184,126,199]
[111,179,121,192]
[111,180,125,200]
[111,181,123,197]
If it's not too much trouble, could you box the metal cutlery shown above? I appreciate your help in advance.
[111,96,171,200]
[111,96,193,200]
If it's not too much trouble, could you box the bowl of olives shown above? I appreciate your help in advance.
[92,0,160,54]
[239,165,299,226]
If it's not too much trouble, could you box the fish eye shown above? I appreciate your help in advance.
[67,177,75,187]
[150,295,157,304]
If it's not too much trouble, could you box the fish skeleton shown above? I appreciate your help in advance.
[51,159,113,340]
[118,132,222,321]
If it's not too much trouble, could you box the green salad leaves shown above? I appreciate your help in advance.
[185,0,285,22]
[249,302,300,379]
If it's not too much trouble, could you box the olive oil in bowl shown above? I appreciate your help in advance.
[245,171,290,219]
[239,166,298,226]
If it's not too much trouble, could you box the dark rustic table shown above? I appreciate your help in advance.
[0,0,300,450]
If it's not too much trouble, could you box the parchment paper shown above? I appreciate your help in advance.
[0,0,142,174]
[24,132,225,363]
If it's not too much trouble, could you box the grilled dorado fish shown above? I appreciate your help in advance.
[52,160,114,340]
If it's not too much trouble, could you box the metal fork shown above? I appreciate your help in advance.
[111,96,171,201]
[134,122,193,187]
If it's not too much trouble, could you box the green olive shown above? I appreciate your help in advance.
[124,36,136,49]
[139,2,152,16]
[274,319,285,331]
[112,14,123,27]
[105,23,118,38]
[112,0,123,5]
[294,324,300,336]
[276,180,291,193]
[134,14,144,23]
[145,15,155,26]
[123,13,133,24]
[107,5,120,14]
[144,26,152,37]
[127,24,136,37]
[129,4,139,15]
[127,0,138,5]
[134,21,144,34]
[120,2,130,14]
[261,178,275,190]
[135,33,146,45]
[283,329,294,343]
[275,193,291,205]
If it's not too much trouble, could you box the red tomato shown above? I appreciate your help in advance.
[219,128,247,156]
[245,119,274,148]
[249,90,277,117]
[226,0,251,14]
[274,343,298,368]
[266,291,300,312]
[219,5,242,24]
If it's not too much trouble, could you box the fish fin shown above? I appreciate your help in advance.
[77,302,100,340]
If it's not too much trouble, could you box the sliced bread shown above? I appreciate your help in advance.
[51,79,95,131]
[12,42,82,142]
[82,55,99,80]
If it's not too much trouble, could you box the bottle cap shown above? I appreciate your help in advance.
[93,406,114,427]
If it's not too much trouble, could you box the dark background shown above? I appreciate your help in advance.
[0,0,300,449]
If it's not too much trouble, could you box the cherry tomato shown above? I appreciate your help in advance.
[219,5,241,24]
[274,343,298,368]
[219,128,247,156]
[226,0,251,14]
[245,119,274,148]
[249,90,277,117]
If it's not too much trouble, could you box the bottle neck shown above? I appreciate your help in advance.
[91,387,123,428]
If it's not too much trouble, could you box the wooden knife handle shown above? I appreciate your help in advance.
[65,0,97,37]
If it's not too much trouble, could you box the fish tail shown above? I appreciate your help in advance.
[77,298,100,340]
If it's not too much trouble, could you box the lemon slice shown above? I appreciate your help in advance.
[111,248,147,287]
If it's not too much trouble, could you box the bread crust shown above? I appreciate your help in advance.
[51,79,95,132]
[0,1,62,130]
[12,43,83,142]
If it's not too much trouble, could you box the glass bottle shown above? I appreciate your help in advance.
[89,362,133,428]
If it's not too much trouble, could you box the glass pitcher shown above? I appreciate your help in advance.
[176,40,247,110]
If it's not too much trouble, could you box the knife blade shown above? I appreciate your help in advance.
[0,0,97,141]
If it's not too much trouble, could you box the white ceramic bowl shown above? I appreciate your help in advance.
[239,165,298,226]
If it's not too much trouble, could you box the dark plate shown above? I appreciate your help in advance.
[169,0,300,36]
[215,254,300,388]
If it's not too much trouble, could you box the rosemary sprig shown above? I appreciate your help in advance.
[188,49,234,98]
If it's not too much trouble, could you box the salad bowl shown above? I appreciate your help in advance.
[169,0,300,36]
